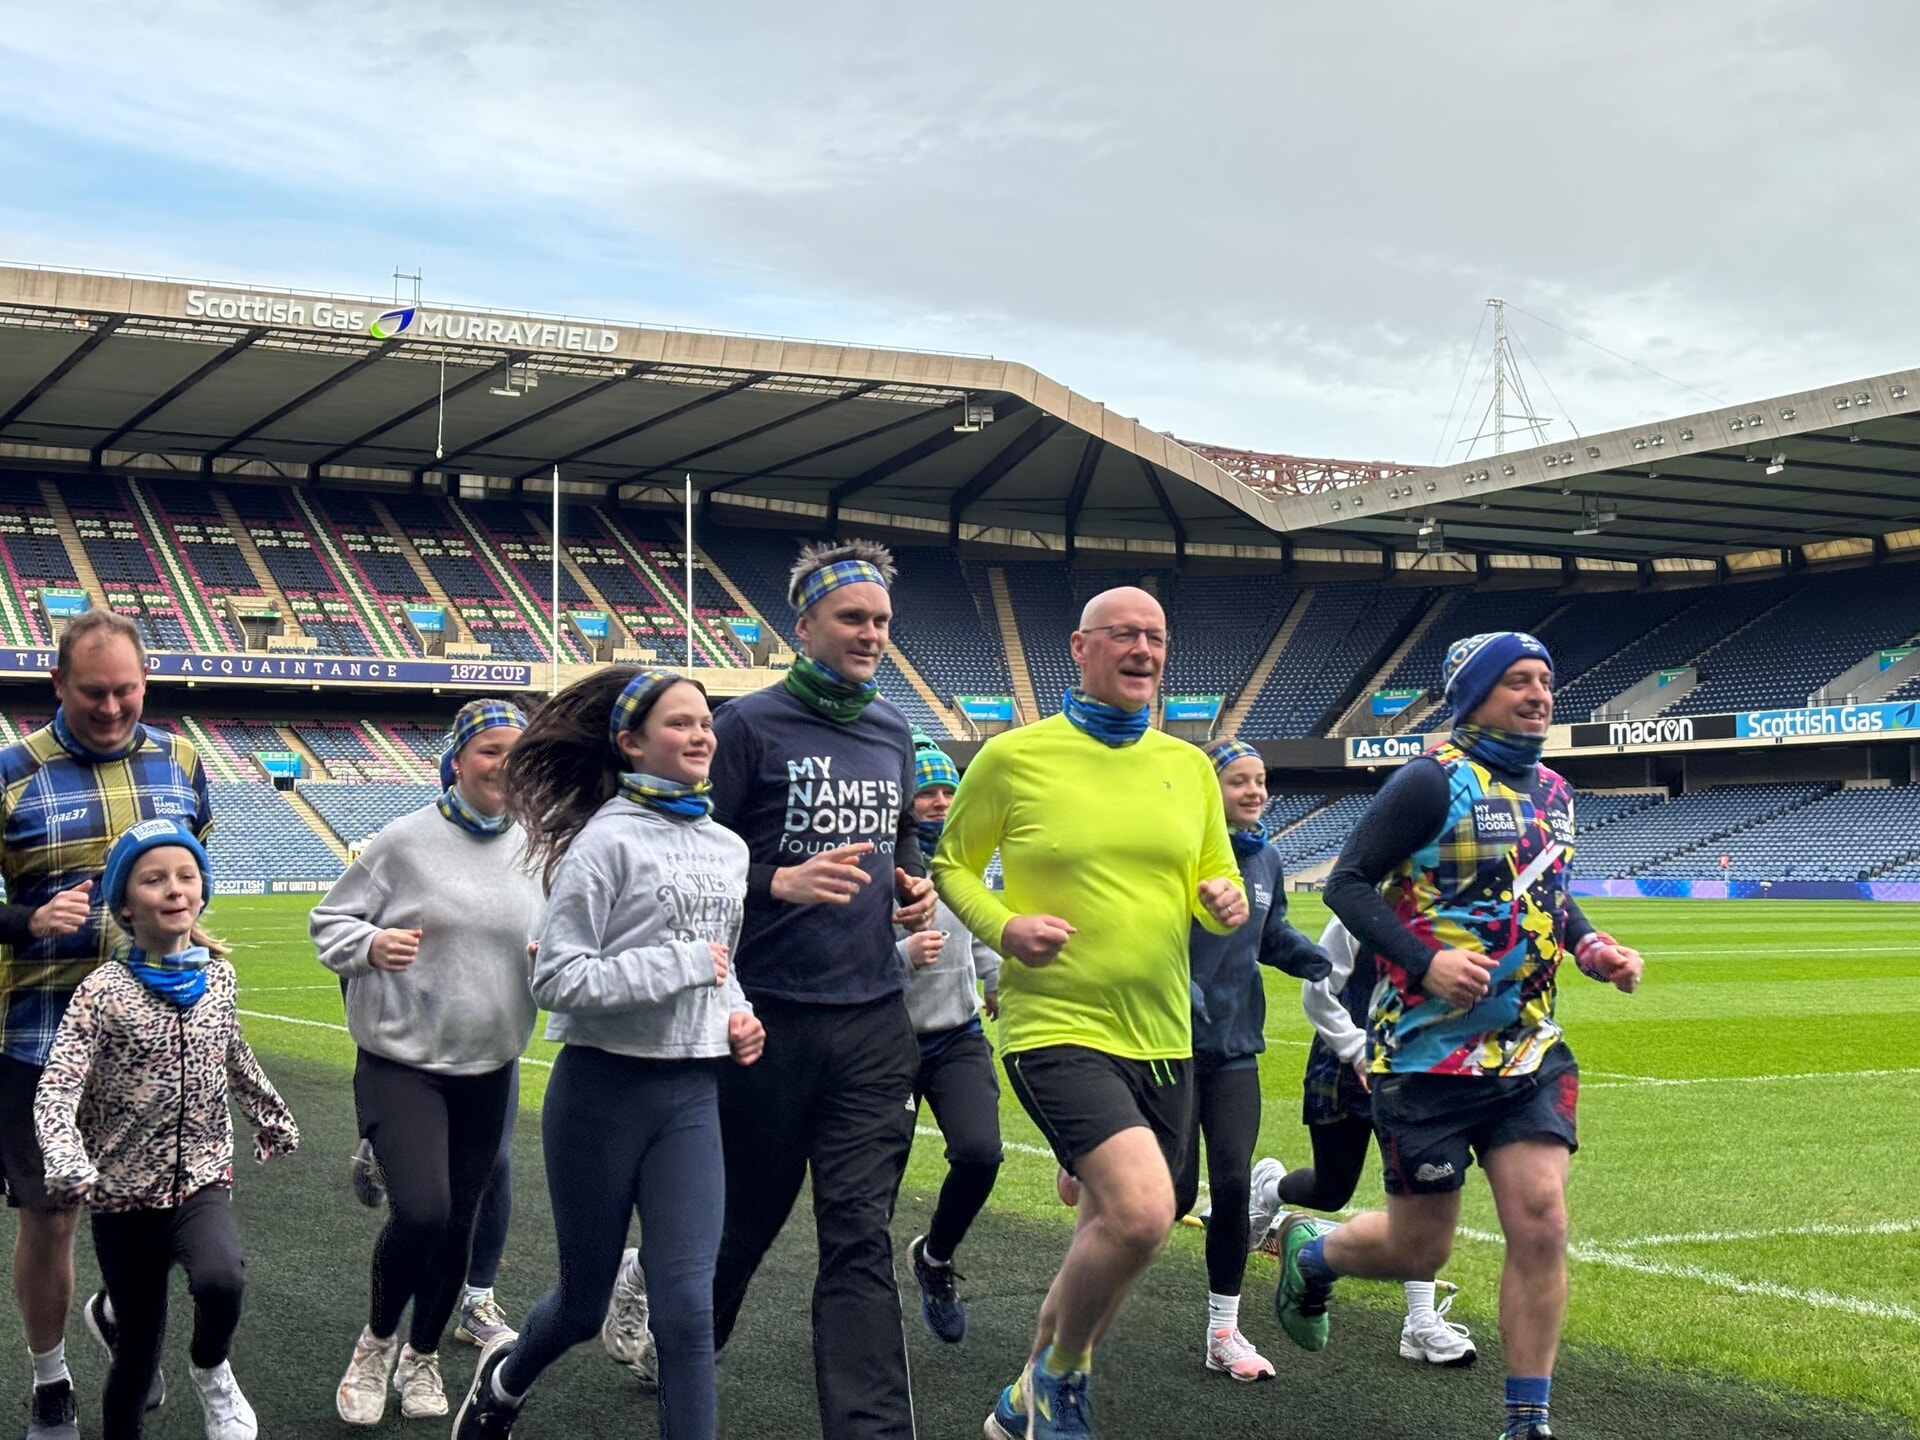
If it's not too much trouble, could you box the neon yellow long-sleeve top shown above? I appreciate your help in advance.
[932,714,1243,1062]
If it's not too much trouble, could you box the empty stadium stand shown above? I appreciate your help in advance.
[297,782,441,848]
[206,784,344,885]
[1238,584,1431,738]
[1636,785,1920,881]
[1570,782,1836,879]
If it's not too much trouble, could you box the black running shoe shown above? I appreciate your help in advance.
[351,1138,387,1208]
[25,1377,77,1440]
[83,1291,163,1411]
[452,1338,521,1439]
[908,1235,967,1344]
[1499,1425,1555,1440]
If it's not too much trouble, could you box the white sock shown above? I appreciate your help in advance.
[462,1284,493,1306]
[1206,1292,1240,1334]
[29,1343,67,1387]
[101,1294,117,1326]
[490,1363,525,1406]
[1404,1280,1436,1321]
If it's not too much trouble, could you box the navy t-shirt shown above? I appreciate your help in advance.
[709,684,921,1005]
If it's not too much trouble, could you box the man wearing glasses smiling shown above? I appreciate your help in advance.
[935,585,1247,1440]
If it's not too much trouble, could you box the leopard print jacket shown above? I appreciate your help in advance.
[33,958,299,1212]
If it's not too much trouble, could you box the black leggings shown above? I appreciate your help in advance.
[1171,1060,1262,1296]
[1276,1114,1374,1213]
[91,1186,244,1440]
[467,1061,518,1290]
[913,1021,1003,1262]
[354,1050,514,1352]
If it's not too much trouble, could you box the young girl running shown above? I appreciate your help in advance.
[1247,914,1477,1367]
[453,667,765,1440]
[313,699,543,1425]
[34,818,298,1440]
[899,735,1002,1345]
[1172,739,1329,1382]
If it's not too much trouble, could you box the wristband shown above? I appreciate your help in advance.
[1574,930,1615,979]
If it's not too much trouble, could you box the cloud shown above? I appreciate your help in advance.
[3,1,1917,459]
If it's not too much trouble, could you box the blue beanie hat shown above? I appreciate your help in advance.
[1442,631,1554,723]
[102,818,213,934]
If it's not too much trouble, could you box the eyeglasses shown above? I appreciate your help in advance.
[1080,624,1168,650]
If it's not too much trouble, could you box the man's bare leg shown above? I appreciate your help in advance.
[1319,1190,1460,1281]
[1480,1139,1570,1378]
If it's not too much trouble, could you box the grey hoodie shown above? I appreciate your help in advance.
[533,796,752,1060]
[897,897,999,1036]
[310,805,544,1076]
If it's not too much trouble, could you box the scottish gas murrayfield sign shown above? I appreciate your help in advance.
[1736,701,1920,739]
[0,648,534,690]
[182,289,621,355]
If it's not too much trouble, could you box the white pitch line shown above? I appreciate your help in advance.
[236,1009,555,1069]
[1586,1066,1920,1090]
[1452,1225,1920,1325]
[1608,1219,1920,1249]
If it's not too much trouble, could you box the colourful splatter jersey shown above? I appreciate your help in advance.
[1369,738,1578,1077]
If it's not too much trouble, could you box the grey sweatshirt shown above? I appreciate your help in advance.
[533,796,752,1060]
[310,805,545,1076]
[897,897,999,1036]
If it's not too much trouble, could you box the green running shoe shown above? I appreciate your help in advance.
[1273,1213,1335,1351]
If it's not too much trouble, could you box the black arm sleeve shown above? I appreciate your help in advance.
[0,903,35,946]
[1564,895,1597,955]
[893,807,926,879]
[1323,759,1452,986]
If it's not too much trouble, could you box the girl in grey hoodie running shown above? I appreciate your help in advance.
[453,668,764,1440]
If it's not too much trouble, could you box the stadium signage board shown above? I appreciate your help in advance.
[0,648,534,690]
[1348,734,1427,764]
[1736,701,1920,740]
[180,290,620,354]
[1567,714,1737,748]
[1164,695,1223,722]
[1370,688,1422,716]
[40,588,89,619]
[956,695,1015,722]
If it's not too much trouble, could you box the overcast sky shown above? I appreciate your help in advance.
[5,2,1916,463]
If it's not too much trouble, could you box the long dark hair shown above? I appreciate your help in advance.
[504,665,708,891]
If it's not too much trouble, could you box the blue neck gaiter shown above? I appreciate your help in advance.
[124,944,211,1008]
[1061,688,1150,747]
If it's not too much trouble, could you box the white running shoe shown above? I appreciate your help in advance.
[455,1292,518,1349]
[188,1361,257,1440]
[601,1248,659,1386]
[392,1345,449,1418]
[1247,1156,1287,1244]
[1204,1326,1276,1382]
[335,1329,400,1426]
[1399,1283,1477,1367]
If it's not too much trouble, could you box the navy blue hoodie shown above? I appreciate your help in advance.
[1187,842,1330,1063]
[709,684,923,1006]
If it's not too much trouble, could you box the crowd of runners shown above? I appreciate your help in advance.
[0,545,1639,1440]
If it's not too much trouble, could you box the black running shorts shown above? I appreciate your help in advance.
[0,1055,60,1212]
[1372,1047,1579,1196]
[1004,1044,1192,1175]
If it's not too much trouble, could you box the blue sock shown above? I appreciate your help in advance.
[1295,1232,1339,1286]
[1504,1375,1551,1435]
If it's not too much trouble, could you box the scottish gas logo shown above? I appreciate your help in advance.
[369,307,416,340]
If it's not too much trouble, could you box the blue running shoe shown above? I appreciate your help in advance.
[982,1380,1027,1440]
[909,1235,967,1343]
[1025,1351,1092,1440]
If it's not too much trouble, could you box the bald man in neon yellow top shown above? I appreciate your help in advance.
[935,585,1246,1440]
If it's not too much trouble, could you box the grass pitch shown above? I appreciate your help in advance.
[1,894,1915,1437]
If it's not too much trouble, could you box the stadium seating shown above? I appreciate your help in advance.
[1160,572,1300,706]
[0,475,76,645]
[1268,793,1374,871]
[996,562,1087,714]
[1667,568,1920,716]
[704,527,949,735]
[232,485,394,657]
[1636,785,1920,881]
[1238,584,1431,739]
[886,548,1012,703]
[64,477,206,652]
[1570,782,1835,878]
[206,784,343,884]
[291,721,415,783]
[599,510,750,666]
[297,782,441,847]
[1545,578,1796,722]
[1571,790,1661,833]
[380,494,568,664]
[1376,584,1562,706]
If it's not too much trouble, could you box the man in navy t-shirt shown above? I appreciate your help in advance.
[707,539,935,1440]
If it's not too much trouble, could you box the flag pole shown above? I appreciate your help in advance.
[685,473,695,671]
[550,464,561,696]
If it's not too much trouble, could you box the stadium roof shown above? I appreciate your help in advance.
[0,263,1294,558]
[1257,370,1920,568]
